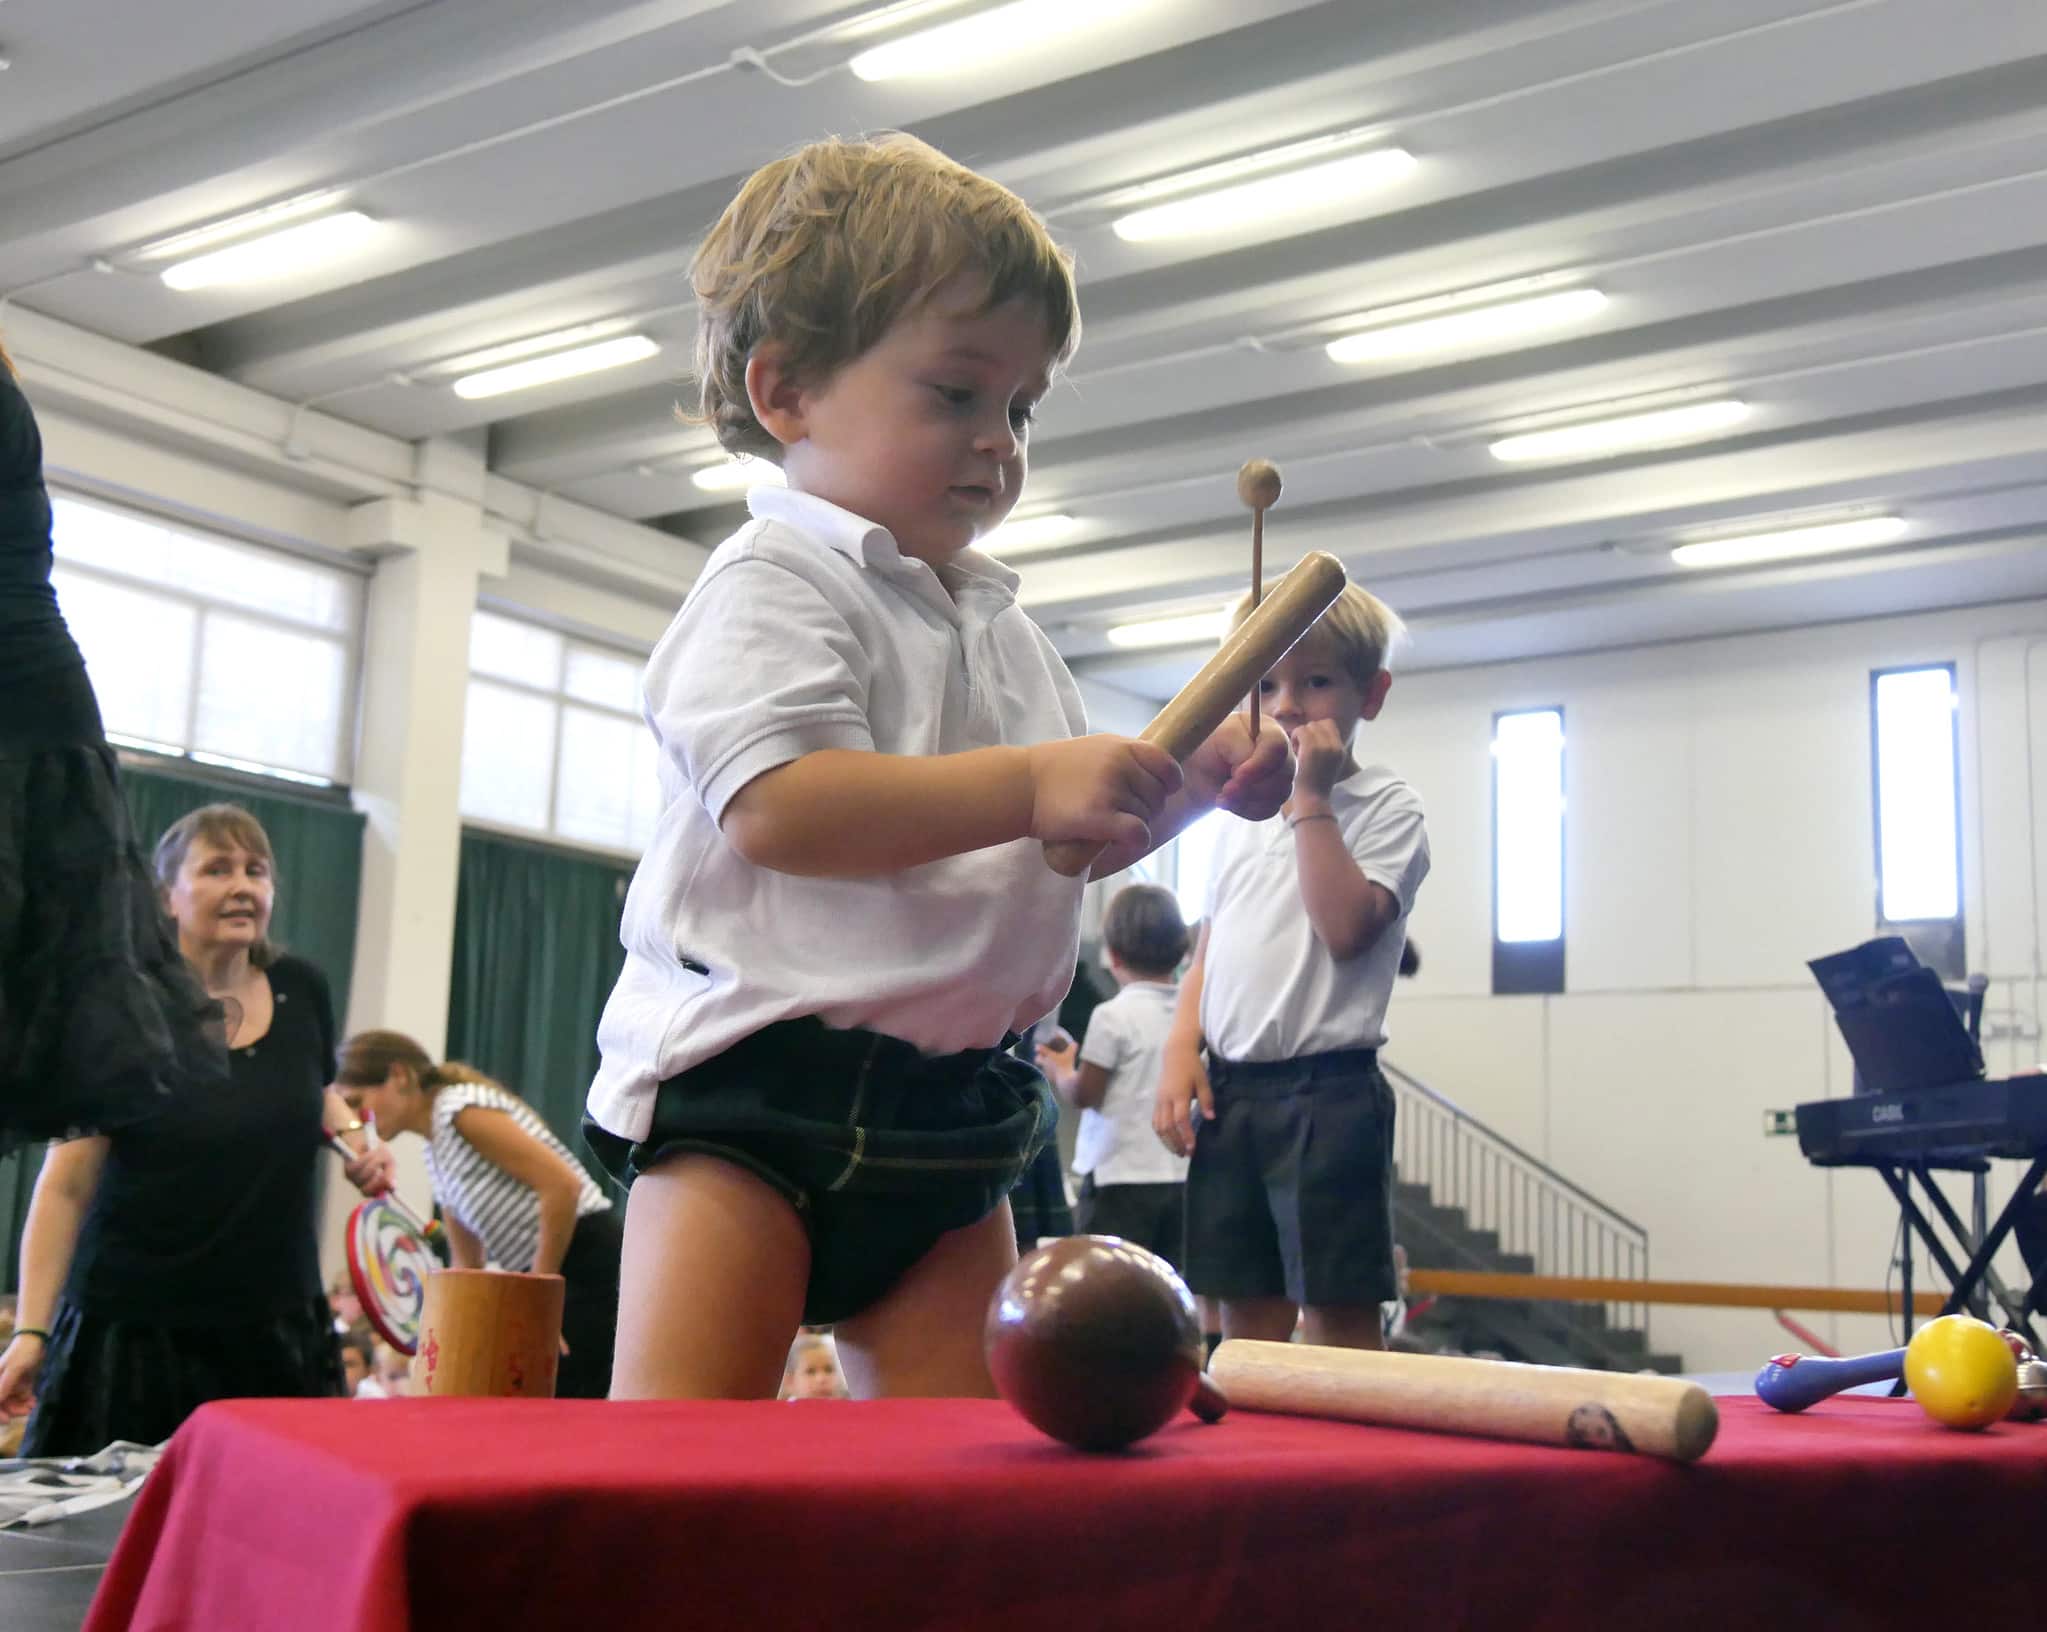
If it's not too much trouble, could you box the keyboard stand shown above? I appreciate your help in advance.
[1866,1153,2047,1389]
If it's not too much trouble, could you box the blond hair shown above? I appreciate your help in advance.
[689,132,1080,460]
[785,1332,834,1370]
[1228,581,1405,688]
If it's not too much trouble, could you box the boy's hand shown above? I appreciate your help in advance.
[1034,1035,1078,1076]
[1026,736,1180,855]
[1292,719,1349,801]
[1152,1044,1212,1157]
[1187,714,1293,821]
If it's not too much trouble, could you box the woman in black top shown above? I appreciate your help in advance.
[0,801,397,1452]
[0,341,223,1151]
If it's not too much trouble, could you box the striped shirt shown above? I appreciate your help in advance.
[426,1081,611,1273]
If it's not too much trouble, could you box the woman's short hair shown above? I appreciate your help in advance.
[152,803,279,967]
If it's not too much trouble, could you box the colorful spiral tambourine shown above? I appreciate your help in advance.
[344,1195,439,1356]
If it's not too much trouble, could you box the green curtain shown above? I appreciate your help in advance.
[445,828,632,1182]
[3,755,367,1292]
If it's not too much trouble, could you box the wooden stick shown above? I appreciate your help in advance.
[1237,460,1282,744]
[1210,1339,1719,1463]
[325,1134,437,1239]
[1042,549,1344,876]
[1408,1267,1945,1316]
[1249,504,1262,743]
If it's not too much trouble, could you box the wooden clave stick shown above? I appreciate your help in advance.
[1209,1339,1720,1463]
[1041,549,1346,877]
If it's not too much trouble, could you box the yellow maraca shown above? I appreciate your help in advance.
[1904,1314,2019,1429]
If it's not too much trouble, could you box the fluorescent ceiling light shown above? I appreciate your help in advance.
[1112,148,1415,244]
[986,513,1081,554]
[1327,288,1607,365]
[138,191,350,262]
[452,335,659,400]
[689,457,788,494]
[160,211,379,291]
[1106,608,1228,650]
[1671,515,1908,569]
[1489,399,1750,463]
[439,323,636,377]
[851,0,1133,81]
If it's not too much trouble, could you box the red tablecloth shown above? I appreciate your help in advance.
[86,1394,2044,1632]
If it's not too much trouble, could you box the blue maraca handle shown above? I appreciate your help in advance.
[1755,1347,1906,1412]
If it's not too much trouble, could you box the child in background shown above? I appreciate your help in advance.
[585,133,1291,1403]
[1036,883,1190,1269]
[370,1342,411,1398]
[1155,584,1430,1352]
[328,1271,363,1337]
[780,1332,848,1401]
[337,1332,374,1397]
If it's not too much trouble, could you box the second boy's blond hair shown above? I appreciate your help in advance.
[1227,581,1405,686]
[690,133,1080,460]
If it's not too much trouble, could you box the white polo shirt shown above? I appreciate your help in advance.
[1199,762,1429,1063]
[1074,980,1187,1186]
[588,488,1089,1144]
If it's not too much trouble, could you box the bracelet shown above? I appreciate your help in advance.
[9,1327,49,1346]
[1286,811,1338,831]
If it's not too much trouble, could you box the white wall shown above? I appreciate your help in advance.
[1372,599,2047,1369]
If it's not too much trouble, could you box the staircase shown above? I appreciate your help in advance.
[1384,1061,1684,1374]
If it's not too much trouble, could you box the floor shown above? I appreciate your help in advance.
[0,1496,132,1632]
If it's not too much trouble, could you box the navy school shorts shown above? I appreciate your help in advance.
[584,1017,1053,1326]
[1182,1047,1397,1308]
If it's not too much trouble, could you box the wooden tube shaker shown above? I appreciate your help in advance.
[413,1268,565,1399]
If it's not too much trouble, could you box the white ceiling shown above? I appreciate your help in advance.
[4,0,2045,698]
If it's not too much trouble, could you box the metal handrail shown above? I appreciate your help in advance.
[1381,1061,1647,1236]
[1382,1058,1652,1343]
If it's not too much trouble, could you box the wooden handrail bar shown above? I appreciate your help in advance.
[1409,1269,1944,1317]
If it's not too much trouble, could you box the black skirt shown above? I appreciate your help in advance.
[21,1295,343,1456]
[0,740,228,1155]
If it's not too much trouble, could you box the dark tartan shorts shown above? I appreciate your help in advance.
[584,1017,1053,1325]
[1183,1048,1397,1308]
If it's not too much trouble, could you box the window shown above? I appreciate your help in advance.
[1871,664,1963,975]
[1171,811,1222,928]
[457,610,660,853]
[1493,707,1565,994]
[50,494,362,785]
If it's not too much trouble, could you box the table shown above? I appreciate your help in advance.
[86,1395,2046,1631]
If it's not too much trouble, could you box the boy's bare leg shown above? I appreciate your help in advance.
[834,1201,1019,1398]
[1301,1302,1386,1350]
[1219,1295,1296,1344]
[610,1154,810,1399]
